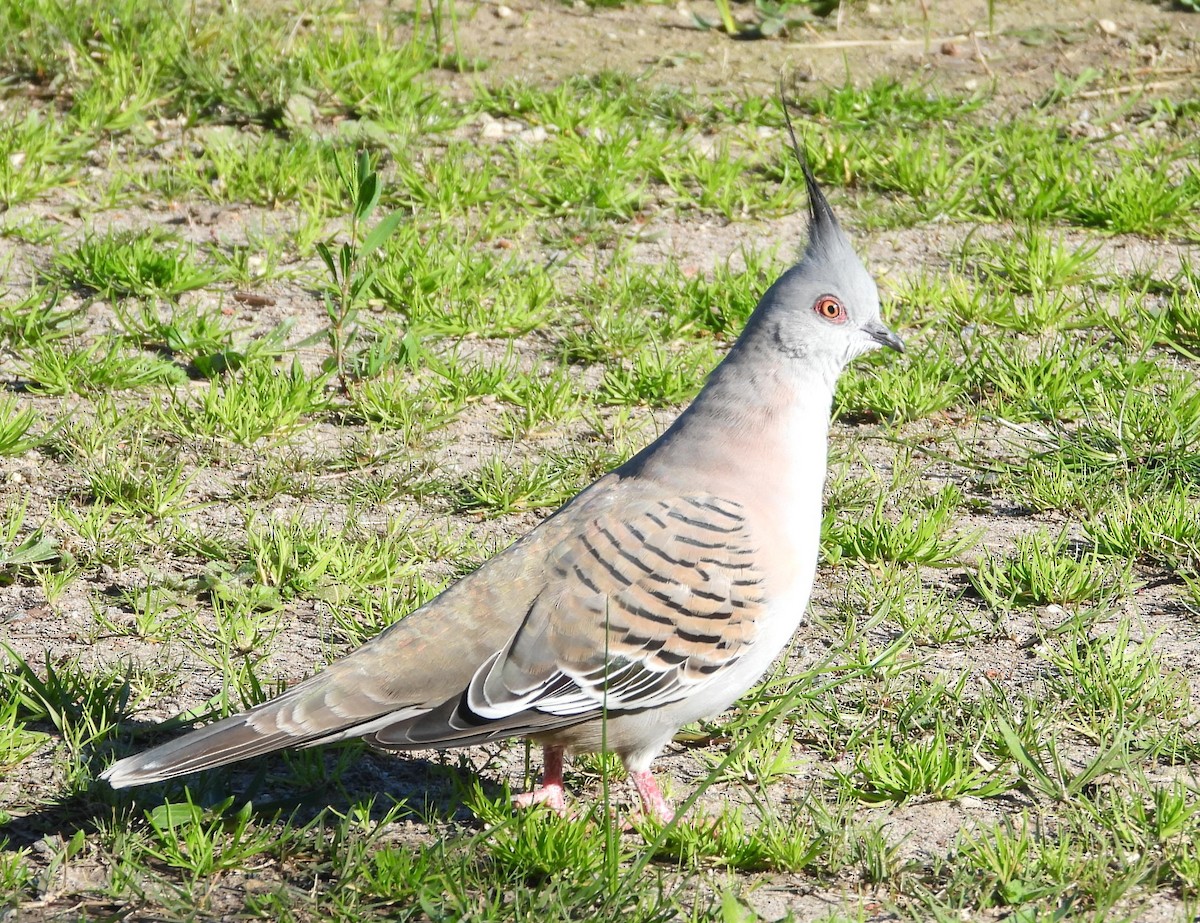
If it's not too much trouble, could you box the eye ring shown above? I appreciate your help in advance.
[813,295,847,324]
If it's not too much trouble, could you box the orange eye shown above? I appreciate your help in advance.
[814,295,846,323]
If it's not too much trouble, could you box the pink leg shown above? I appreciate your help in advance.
[513,745,567,814]
[630,770,675,823]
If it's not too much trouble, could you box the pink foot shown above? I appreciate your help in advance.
[513,784,566,813]
[629,769,675,824]
[513,745,568,815]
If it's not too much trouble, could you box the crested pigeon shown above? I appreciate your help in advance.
[100,132,903,823]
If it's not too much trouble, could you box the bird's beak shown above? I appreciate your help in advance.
[867,322,905,353]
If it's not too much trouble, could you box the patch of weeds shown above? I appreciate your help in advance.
[886,270,989,330]
[216,516,444,633]
[1089,284,1186,357]
[350,375,459,444]
[171,357,330,445]
[331,830,448,911]
[968,336,1107,422]
[823,485,975,567]
[85,442,196,520]
[316,150,404,392]
[1052,367,1200,484]
[521,125,662,223]
[645,807,776,872]
[0,838,34,908]
[598,340,716,407]
[970,530,1133,609]
[847,567,981,645]
[837,723,1013,803]
[836,338,967,422]
[347,322,426,382]
[575,247,779,344]
[0,501,59,578]
[1086,488,1200,570]
[948,815,1063,908]
[0,394,40,455]
[3,650,145,787]
[93,583,184,642]
[1043,620,1189,741]
[850,820,911,885]
[392,141,502,219]
[795,77,985,130]
[116,301,292,378]
[54,229,222,299]
[18,339,188,395]
[1151,256,1200,355]
[50,500,152,571]
[448,454,575,517]
[325,571,442,648]
[842,127,983,222]
[307,27,445,132]
[0,214,65,244]
[169,11,310,129]
[702,723,806,789]
[0,112,85,207]
[0,687,50,769]
[491,365,584,439]
[244,516,364,600]
[0,285,84,346]
[478,805,616,884]
[186,593,286,708]
[659,142,799,220]
[153,130,340,212]
[140,795,279,880]
[1063,143,1200,237]
[559,307,653,366]
[206,232,289,286]
[685,249,782,337]
[996,456,1119,514]
[373,230,557,338]
[960,225,1099,296]
[993,713,1137,804]
[990,287,1081,335]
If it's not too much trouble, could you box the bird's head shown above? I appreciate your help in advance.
[747,121,904,378]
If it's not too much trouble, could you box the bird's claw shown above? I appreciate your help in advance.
[513,783,567,815]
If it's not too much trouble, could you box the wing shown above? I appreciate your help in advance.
[444,495,766,730]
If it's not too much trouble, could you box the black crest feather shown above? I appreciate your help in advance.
[779,80,843,243]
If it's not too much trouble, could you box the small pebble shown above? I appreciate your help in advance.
[515,126,547,145]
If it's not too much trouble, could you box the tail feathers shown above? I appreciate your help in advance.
[101,712,310,787]
[101,695,426,788]
[101,693,592,788]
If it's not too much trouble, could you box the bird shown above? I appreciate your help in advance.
[100,126,904,823]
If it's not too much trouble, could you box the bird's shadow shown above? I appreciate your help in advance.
[1,741,511,849]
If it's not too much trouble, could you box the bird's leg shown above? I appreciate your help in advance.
[513,745,567,814]
[629,769,675,823]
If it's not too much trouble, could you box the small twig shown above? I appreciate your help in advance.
[970,30,993,78]
[1074,78,1189,99]
[794,31,994,50]
[1129,65,1195,77]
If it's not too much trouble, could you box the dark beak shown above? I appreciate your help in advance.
[868,322,905,353]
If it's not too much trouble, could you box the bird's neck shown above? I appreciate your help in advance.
[628,338,838,495]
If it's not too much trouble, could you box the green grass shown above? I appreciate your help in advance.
[54,229,223,299]
[0,1,1198,920]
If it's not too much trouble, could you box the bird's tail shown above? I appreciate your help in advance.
[100,676,425,788]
